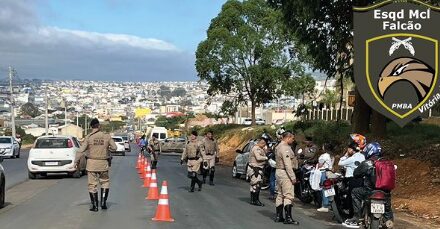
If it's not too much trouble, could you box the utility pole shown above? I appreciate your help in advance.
[45,90,49,135]
[9,66,16,138]
[85,115,88,136]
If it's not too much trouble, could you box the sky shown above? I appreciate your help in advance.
[0,0,226,81]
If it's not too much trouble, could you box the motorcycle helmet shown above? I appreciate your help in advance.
[363,142,382,159]
[350,133,366,150]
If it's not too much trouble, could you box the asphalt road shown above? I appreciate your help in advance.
[0,145,422,229]
[2,149,30,189]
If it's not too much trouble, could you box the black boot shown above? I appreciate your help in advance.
[196,177,203,191]
[250,192,256,205]
[209,171,215,186]
[189,178,196,192]
[283,205,299,225]
[151,161,156,169]
[274,205,284,222]
[101,188,109,210]
[89,192,98,212]
[254,190,264,206]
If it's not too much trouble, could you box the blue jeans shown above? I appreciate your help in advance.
[320,171,329,208]
[269,169,276,196]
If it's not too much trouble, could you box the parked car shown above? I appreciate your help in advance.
[256,118,266,125]
[27,136,86,179]
[242,118,252,125]
[0,157,5,208]
[0,136,20,159]
[233,139,276,187]
[117,135,131,152]
[233,140,257,179]
[160,137,186,153]
[111,136,126,156]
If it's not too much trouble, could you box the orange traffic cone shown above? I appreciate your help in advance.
[152,181,174,222]
[136,154,141,169]
[140,160,148,179]
[146,170,159,200]
[142,164,152,188]
[138,155,145,174]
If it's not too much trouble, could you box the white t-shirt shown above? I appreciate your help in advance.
[318,152,333,171]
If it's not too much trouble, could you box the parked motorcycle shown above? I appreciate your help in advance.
[295,158,321,206]
[359,190,393,229]
[322,172,354,223]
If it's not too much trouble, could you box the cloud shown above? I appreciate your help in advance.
[0,0,196,81]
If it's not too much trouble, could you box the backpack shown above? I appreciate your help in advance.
[374,159,396,191]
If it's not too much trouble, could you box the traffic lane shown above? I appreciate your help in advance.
[1,149,30,189]
[0,149,135,229]
[0,146,340,229]
[141,155,343,229]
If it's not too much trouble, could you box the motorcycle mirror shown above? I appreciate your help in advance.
[297,149,303,154]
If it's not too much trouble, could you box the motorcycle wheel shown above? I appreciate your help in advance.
[331,200,344,223]
[298,184,313,204]
[369,219,380,229]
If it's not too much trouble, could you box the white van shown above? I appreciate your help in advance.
[149,127,168,141]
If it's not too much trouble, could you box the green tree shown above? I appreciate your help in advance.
[21,102,41,118]
[159,85,172,99]
[282,73,315,103]
[155,116,185,130]
[270,0,440,137]
[321,89,339,109]
[196,0,302,125]
[171,87,187,97]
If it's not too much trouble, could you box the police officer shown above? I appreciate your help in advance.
[274,131,299,225]
[148,135,161,169]
[201,131,219,185]
[180,131,203,192]
[76,118,117,212]
[247,138,268,206]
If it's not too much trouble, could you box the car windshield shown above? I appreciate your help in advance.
[35,138,69,148]
[0,138,12,144]
[121,136,128,141]
[113,138,123,142]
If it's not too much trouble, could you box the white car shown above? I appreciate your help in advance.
[120,135,131,152]
[27,136,86,179]
[242,118,252,125]
[0,136,21,159]
[112,136,126,156]
[256,118,266,125]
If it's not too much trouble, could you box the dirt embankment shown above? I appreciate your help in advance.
[217,128,257,166]
[216,128,440,226]
[393,159,440,223]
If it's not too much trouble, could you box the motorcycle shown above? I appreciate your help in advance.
[294,157,321,206]
[322,172,354,223]
[359,190,393,229]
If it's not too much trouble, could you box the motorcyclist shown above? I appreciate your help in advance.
[316,143,335,213]
[138,135,148,156]
[338,138,366,218]
[342,142,394,228]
